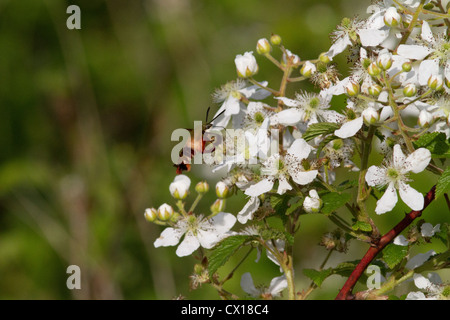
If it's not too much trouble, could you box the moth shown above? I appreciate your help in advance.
[174,108,224,174]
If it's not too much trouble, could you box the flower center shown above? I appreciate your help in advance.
[254,112,265,124]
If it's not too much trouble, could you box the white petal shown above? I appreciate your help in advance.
[244,178,274,197]
[271,109,302,126]
[238,197,260,224]
[398,181,424,211]
[405,291,427,300]
[276,96,300,107]
[418,59,440,86]
[287,138,312,160]
[413,274,432,290]
[268,275,288,296]
[240,272,260,297]
[290,169,318,185]
[420,20,435,43]
[277,176,292,195]
[358,28,389,47]
[392,144,406,169]
[405,148,431,173]
[421,223,440,237]
[327,34,352,58]
[209,212,237,234]
[224,96,241,116]
[393,235,409,246]
[397,45,432,60]
[334,117,364,138]
[406,250,436,269]
[240,81,271,100]
[175,232,200,257]
[366,166,387,186]
[375,182,398,214]
[154,227,184,248]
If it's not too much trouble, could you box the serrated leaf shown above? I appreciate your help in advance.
[352,221,373,232]
[208,235,253,277]
[320,192,352,215]
[302,268,332,287]
[302,123,341,142]
[436,166,450,200]
[413,132,450,157]
[382,244,408,269]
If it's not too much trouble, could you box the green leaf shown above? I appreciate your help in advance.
[352,221,373,232]
[302,122,341,142]
[436,166,450,200]
[208,235,253,277]
[382,244,408,269]
[413,132,450,157]
[320,192,352,215]
[302,268,332,287]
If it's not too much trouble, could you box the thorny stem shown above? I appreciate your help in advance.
[335,185,436,300]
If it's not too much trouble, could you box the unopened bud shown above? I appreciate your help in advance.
[195,181,209,194]
[384,7,402,27]
[367,62,381,77]
[157,203,174,221]
[283,49,301,67]
[319,52,331,64]
[303,190,322,213]
[169,174,191,200]
[403,83,417,97]
[144,208,158,222]
[428,74,444,91]
[270,34,282,46]
[215,181,230,198]
[256,38,272,55]
[235,51,259,78]
[362,107,380,125]
[418,110,433,127]
[368,84,382,97]
[300,61,316,77]
[376,50,393,70]
[210,198,226,214]
[402,61,412,72]
[346,80,360,96]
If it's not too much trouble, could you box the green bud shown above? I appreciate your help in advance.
[319,52,331,64]
[368,84,382,97]
[210,198,226,214]
[346,80,360,96]
[428,74,444,91]
[195,181,209,194]
[256,38,272,55]
[157,203,174,221]
[403,83,417,97]
[402,61,412,72]
[144,208,158,222]
[215,181,230,198]
[270,34,282,46]
[367,62,381,77]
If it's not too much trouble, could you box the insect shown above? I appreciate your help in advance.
[174,107,225,174]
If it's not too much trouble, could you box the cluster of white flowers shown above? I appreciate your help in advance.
[146,0,449,300]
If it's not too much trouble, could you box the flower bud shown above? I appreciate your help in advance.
[195,181,209,194]
[210,198,226,214]
[256,38,272,55]
[376,50,393,70]
[300,61,316,77]
[215,181,230,198]
[144,208,158,222]
[346,80,360,96]
[384,7,402,27]
[282,49,300,67]
[445,77,450,89]
[169,174,191,200]
[270,34,282,46]
[368,84,382,97]
[418,110,433,127]
[319,52,331,64]
[402,61,412,72]
[403,83,417,97]
[367,62,381,77]
[157,203,174,221]
[362,107,379,125]
[428,74,444,91]
[235,51,259,78]
[303,190,322,213]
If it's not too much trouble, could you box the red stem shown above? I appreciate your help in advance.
[335,185,436,300]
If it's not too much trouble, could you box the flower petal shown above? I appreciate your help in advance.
[418,59,440,86]
[358,28,390,47]
[271,109,302,126]
[277,176,292,195]
[209,212,237,234]
[327,34,352,58]
[268,275,288,296]
[238,197,260,224]
[154,227,184,248]
[290,169,318,185]
[405,148,431,173]
[244,178,274,197]
[392,144,406,169]
[287,138,312,161]
[276,96,300,107]
[334,117,364,138]
[366,165,387,187]
[375,182,398,214]
[405,250,436,270]
[398,181,424,211]
[397,44,432,60]
[240,272,260,297]
[175,232,200,257]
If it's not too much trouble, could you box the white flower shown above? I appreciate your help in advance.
[235,51,259,78]
[240,272,287,298]
[237,196,260,224]
[406,273,444,300]
[421,223,440,238]
[383,7,402,27]
[169,174,191,199]
[365,144,431,214]
[244,139,318,197]
[212,79,271,128]
[154,212,236,257]
[303,189,322,213]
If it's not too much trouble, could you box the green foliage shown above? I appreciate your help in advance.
[382,244,408,269]
[413,132,450,158]
[320,192,351,215]
[302,123,341,142]
[302,268,332,287]
[436,167,450,200]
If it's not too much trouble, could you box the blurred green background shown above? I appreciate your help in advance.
[0,0,448,300]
